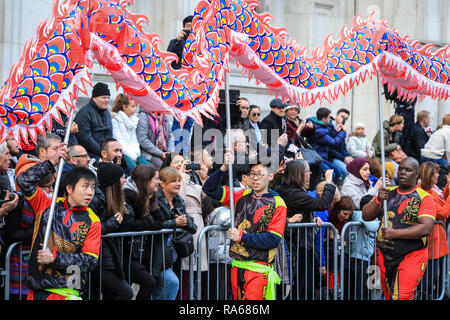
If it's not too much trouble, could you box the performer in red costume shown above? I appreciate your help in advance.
[362,157,435,300]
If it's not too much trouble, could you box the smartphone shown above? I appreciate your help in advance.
[183,29,191,40]
[186,162,201,171]
[342,116,348,125]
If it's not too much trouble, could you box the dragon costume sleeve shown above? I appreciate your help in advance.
[17,160,55,200]
[0,0,449,145]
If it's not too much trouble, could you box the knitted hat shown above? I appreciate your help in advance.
[284,101,299,112]
[92,82,110,98]
[97,162,124,188]
[354,122,365,129]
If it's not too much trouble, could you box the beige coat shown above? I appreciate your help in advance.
[179,173,208,271]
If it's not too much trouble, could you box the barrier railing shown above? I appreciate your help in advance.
[339,222,380,300]
[2,229,194,300]
[2,222,449,300]
[415,220,447,300]
[339,220,449,300]
[283,222,339,300]
[194,222,339,300]
[3,242,30,300]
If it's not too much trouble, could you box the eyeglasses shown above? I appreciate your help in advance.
[250,172,266,179]
[251,113,260,116]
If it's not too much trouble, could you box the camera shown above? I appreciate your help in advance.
[0,189,16,203]
[342,116,348,125]
[186,162,201,171]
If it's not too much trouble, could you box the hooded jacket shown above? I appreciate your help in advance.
[15,154,42,183]
[111,111,141,162]
[306,117,346,160]
[347,134,371,158]
[372,120,401,162]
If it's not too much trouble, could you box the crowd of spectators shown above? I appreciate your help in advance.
[0,15,449,301]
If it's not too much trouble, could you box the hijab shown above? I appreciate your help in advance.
[346,157,370,190]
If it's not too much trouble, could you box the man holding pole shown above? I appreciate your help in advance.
[362,157,435,300]
[16,144,101,300]
[202,149,287,300]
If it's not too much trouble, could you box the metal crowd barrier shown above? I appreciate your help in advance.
[339,222,380,300]
[194,222,339,300]
[3,242,30,300]
[2,222,449,300]
[415,220,447,300]
[339,220,449,300]
[2,229,195,300]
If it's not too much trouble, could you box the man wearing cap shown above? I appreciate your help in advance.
[75,82,113,160]
[261,98,287,147]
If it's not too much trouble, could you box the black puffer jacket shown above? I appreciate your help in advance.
[274,183,336,248]
[89,186,134,278]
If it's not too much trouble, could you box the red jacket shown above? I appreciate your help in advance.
[420,184,450,259]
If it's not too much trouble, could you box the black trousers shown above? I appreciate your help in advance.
[128,260,156,300]
[96,270,134,300]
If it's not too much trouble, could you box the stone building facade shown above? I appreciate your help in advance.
[1,0,449,143]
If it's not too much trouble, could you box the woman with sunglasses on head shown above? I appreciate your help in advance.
[153,167,197,300]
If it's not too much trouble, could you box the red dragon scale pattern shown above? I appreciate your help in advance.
[0,0,449,144]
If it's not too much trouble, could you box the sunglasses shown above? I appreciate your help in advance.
[251,113,260,116]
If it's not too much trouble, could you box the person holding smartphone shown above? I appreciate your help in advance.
[167,15,195,155]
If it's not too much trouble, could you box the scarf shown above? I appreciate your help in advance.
[45,288,82,300]
[151,113,168,151]
[346,157,370,190]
